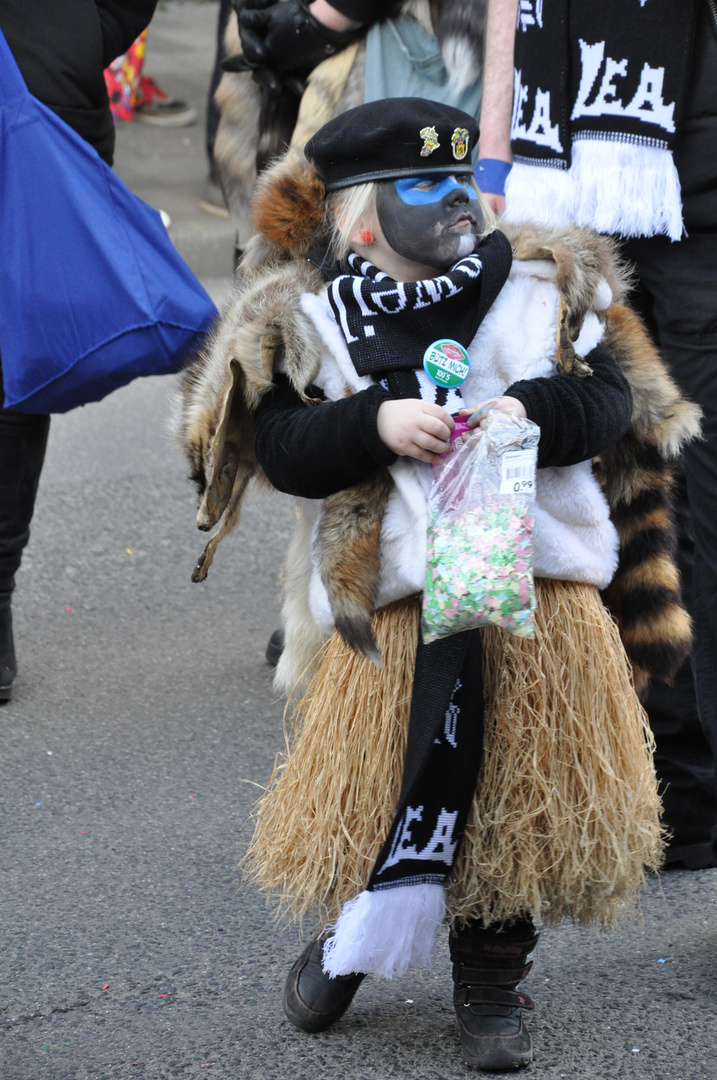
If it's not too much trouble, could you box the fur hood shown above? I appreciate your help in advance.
[176,154,700,695]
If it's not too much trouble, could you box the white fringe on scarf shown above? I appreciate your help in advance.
[505,138,684,241]
[321,883,446,979]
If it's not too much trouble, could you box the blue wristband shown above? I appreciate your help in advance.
[474,158,512,196]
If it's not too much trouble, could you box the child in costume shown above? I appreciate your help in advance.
[177,99,700,1072]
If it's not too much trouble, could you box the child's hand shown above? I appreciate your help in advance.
[459,396,527,430]
[377,398,455,463]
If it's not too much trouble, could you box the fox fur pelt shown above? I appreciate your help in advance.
[176,150,701,696]
[214,0,486,250]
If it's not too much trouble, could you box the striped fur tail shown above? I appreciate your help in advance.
[596,304,701,696]
[597,440,692,696]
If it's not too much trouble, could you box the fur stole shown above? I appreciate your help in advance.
[176,152,701,696]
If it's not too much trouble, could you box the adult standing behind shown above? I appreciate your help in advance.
[0,0,157,701]
[477,0,717,871]
[215,0,487,260]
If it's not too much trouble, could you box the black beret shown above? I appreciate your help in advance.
[305,97,478,191]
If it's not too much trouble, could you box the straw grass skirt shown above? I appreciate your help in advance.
[246,579,664,929]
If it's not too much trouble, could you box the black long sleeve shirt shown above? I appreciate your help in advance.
[253,344,633,500]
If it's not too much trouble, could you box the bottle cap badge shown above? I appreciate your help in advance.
[423,339,471,388]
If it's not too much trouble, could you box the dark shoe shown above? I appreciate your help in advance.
[450,923,537,1072]
[134,77,197,127]
[283,935,365,1034]
[0,605,15,702]
[266,628,285,667]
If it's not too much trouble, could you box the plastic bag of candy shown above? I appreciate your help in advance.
[421,412,540,644]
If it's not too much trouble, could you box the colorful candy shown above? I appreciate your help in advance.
[421,413,539,643]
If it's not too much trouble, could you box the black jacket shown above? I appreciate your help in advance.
[0,0,157,164]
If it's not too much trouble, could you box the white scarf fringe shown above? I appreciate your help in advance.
[321,883,446,979]
[505,138,684,241]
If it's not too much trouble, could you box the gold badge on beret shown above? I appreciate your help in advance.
[419,125,440,157]
[451,127,470,161]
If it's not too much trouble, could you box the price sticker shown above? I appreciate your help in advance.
[499,448,538,495]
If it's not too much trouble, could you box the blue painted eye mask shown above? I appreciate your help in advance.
[394,175,479,205]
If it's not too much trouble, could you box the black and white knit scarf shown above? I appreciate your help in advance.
[506,0,697,239]
[324,248,502,902]
[314,234,512,979]
[324,228,512,405]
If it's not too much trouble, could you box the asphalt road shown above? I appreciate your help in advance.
[1,4,716,1079]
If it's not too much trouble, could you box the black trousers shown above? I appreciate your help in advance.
[624,228,717,848]
[205,0,233,182]
[0,362,50,600]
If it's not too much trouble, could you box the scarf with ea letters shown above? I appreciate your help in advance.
[321,560,487,982]
[317,233,512,982]
[506,0,697,240]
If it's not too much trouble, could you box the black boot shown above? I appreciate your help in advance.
[282,934,366,1033]
[0,605,15,702]
[0,402,50,702]
[450,919,538,1072]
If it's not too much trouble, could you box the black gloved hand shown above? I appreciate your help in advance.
[223,0,362,96]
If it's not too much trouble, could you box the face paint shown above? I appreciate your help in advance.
[376,174,484,270]
[394,175,480,206]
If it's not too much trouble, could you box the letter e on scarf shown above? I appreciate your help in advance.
[382,806,423,870]
[416,809,459,865]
